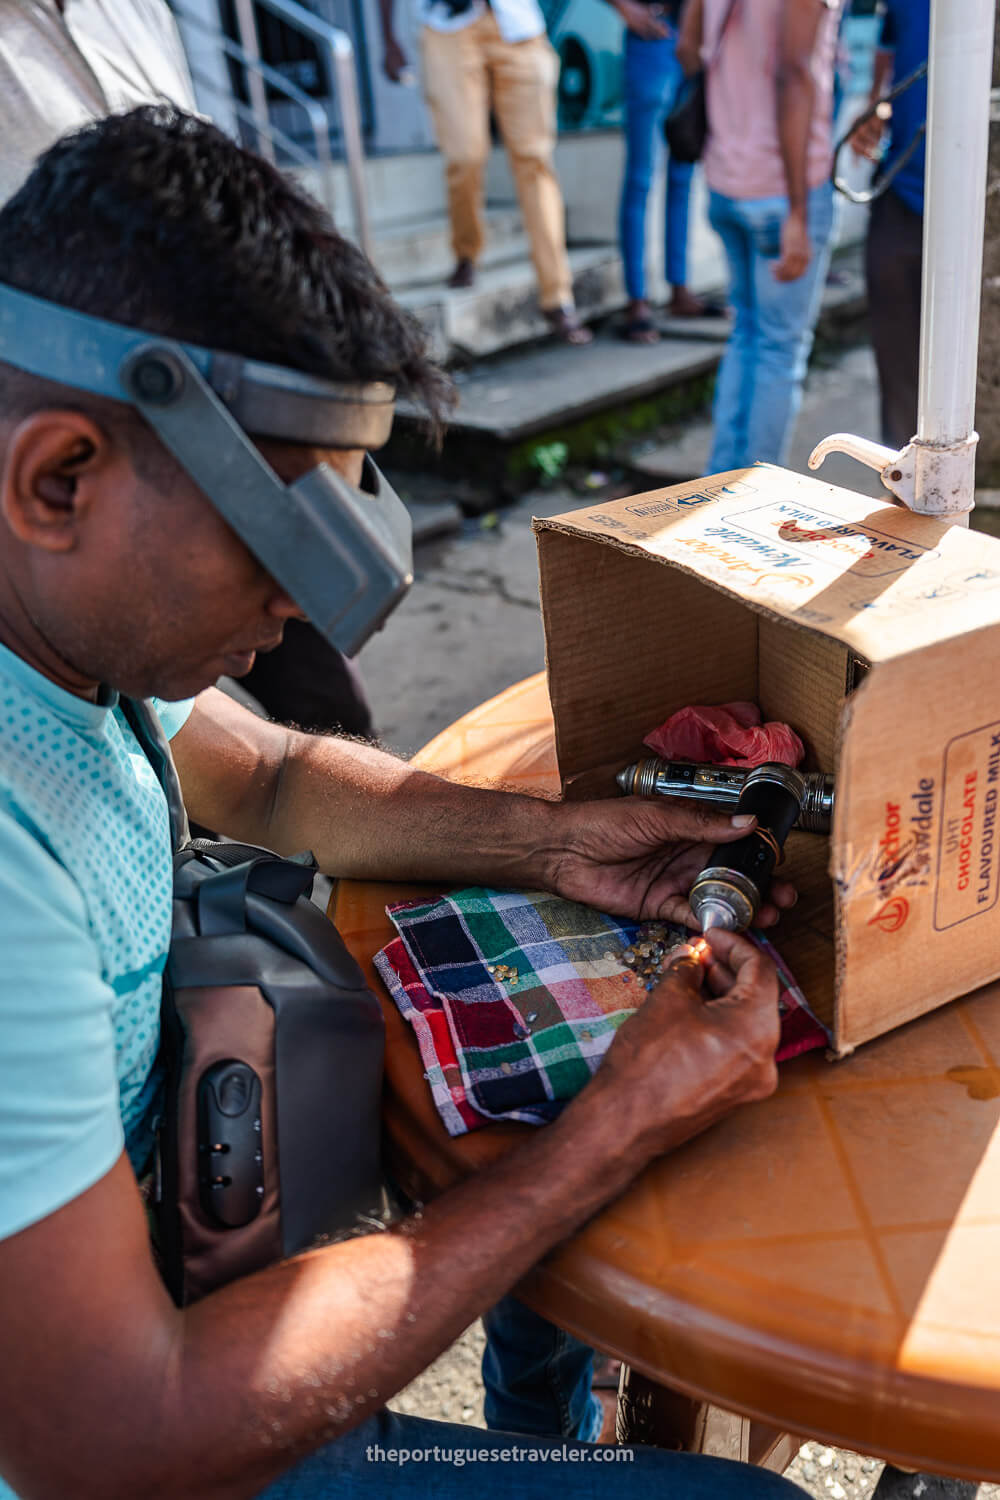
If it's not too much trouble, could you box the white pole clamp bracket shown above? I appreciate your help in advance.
[807,431,978,519]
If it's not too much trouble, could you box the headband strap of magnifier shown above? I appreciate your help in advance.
[0,281,396,449]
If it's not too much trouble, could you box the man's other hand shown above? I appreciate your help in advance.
[584,927,781,1156]
[774,208,811,282]
[616,0,670,40]
[383,33,409,81]
[849,100,890,162]
[545,796,798,929]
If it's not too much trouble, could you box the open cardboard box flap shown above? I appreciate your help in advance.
[534,465,1000,1053]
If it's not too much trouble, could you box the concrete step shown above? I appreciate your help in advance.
[374,206,528,290]
[297,151,448,233]
[386,317,721,497]
[399,245,624,362]
[426,323,722,443]
[386,246,869,497]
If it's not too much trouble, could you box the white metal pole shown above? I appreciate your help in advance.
[913,0,995,515]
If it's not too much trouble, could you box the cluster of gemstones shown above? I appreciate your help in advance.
[487,962,520,985]
[610,921,687,992]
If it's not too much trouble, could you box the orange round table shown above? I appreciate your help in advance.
[332,672,1000,1481]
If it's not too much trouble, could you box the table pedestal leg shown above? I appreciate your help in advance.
[615,1365,797,1472]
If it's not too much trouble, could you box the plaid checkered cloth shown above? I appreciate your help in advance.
[375,888,829,1137]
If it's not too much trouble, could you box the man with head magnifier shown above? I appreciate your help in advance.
[0,105,797,1500]
[0,277,412,660]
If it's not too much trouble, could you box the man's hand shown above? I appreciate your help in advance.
[615,0,669,40]
[675,33,700,73]
[849,100,889,162]
[383,32,408,81]
[544,797,797,928]
[773,208,811,282]
[578,927,781,1159]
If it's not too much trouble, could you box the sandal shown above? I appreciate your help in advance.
[619,314,660,344]
[544,305,594,346]
[666,294,728,319]
[447,258,475,289]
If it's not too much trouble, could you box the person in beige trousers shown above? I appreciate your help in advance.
[380,0,592,343]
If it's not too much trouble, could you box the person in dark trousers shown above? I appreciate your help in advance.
[850,0,928,450]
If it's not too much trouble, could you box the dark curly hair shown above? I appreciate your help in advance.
[0,104,452,439]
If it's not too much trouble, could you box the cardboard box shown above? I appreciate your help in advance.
[534,465,1000,1054]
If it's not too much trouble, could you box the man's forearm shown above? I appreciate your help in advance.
[156,1092,655,1500]
[150,948,773,1500]
[775,0,826,216]
[776,60,815,214]
[171,689,564,888]
[251,729,564,887]
[676,0,704,71]
[3,912,778,1500]
[870,46,893,104]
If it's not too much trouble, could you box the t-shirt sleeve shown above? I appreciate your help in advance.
[0,803,124,1241]
[152,696,195,741]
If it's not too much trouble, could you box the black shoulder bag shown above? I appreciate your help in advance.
[122,698,386,1307]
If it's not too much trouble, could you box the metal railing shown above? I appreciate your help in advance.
[173,4,332,167]
[232,0,372,258]
[169,0,372,258]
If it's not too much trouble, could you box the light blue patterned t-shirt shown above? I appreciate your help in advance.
[0,640,192,1243]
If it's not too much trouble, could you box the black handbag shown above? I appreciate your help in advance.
[663,72,709,164]
[662,0,741,164]
[122,698,386,1306]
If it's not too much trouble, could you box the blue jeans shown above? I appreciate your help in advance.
[256,1405,802,1497]
[254,1294,803,1495]
[707,182,835,470]
[481,1295,602,1442]
[619,30,695,298]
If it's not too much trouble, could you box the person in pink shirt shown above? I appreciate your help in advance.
[678,0,841,469]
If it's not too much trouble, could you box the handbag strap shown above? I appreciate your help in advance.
[119,697,190,853]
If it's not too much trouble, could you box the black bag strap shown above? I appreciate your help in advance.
[119,697,190,853]
[195,854,316,936]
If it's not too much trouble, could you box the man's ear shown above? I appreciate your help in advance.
[0,410,116,552]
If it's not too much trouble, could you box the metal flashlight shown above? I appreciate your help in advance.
[616,757,834,835]
[688,763,805,934]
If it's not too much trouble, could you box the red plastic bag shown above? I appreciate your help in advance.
[643,702,804,767]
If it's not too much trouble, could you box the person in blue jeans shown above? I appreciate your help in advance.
[614,0,708,341]
[707,179,834,468]
[678,0,842,470]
